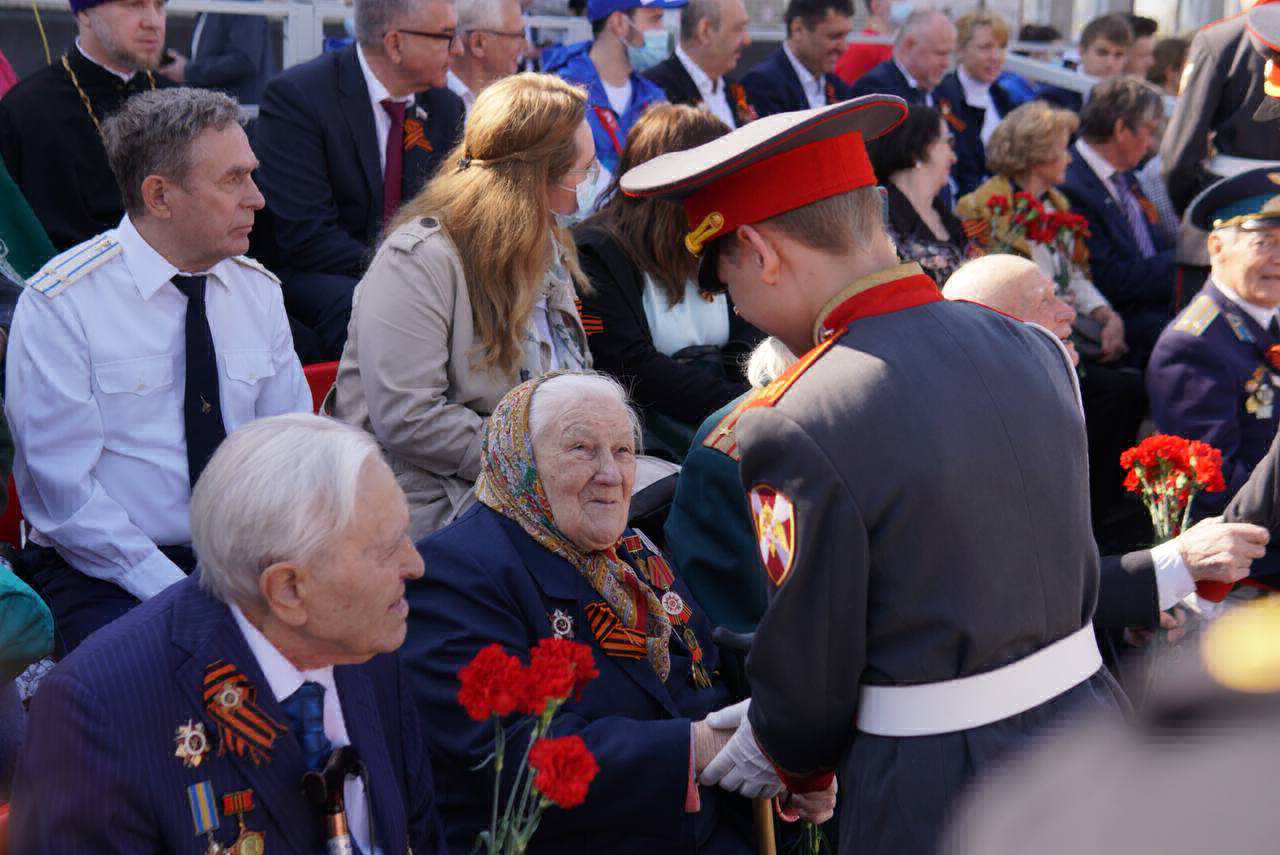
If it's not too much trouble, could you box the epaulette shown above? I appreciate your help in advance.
[741,335,839,413]
[387,216,443,253]
[27,236,121,298]
[701,386,767,461]
[1172,294,1220,336]
[231,254,280,285]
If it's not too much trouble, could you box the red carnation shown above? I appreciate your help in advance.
[986,195,1009,213]
[519,638,599,716]
[529,735,599,809]
[457,644,526,721]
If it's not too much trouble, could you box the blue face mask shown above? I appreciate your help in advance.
[627,27,671,73]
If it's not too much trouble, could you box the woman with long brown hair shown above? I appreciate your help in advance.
[333,72,595,539]
[575,104,760,461]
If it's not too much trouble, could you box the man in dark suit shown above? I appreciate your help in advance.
[1148,169,1280,521]
[1161,3,1280,215]
[850,8,956,106]
[644,0,758,127]
[1034,13,1132,114]
[254,0,467,359]
[10,414,443,854]
[1061,76,1175,362]
[740,0,854,117]
[157,0,278,107]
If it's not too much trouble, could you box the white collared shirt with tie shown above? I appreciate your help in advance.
[231,606,378,855]
[6,216,312,601]
[675,44,736,128]
[357,44,416,173]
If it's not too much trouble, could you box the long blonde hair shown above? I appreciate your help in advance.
[391,73,589,374]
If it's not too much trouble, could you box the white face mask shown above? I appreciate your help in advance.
[626,26,671,72]
[555,163,603,227]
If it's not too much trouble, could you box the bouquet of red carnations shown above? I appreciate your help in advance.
[1120,434,1229,600]
[985,192,1091,293]
[457,638,601,854]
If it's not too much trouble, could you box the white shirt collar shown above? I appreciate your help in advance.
[1075,139,1119,188]
[75,37,135,83]
[446,69,476,112]
[893,55,923,91]
[956,65,994,108]
[675,43,719,97]
[229,604,339,705]
[115,215,231,300]
[1213,278,1280,330]
[782,42,822,96]
[357,43,413,108]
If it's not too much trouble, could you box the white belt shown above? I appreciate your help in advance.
[855,624,1101,737]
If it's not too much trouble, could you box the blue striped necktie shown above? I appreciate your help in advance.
[280,681,331,771]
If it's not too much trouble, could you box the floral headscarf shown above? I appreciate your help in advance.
[475,375,673,681]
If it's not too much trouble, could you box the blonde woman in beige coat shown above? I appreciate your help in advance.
[333,74,594,539]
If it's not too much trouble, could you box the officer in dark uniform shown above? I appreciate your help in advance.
[621,97,1123,855]
[1147,168,1280,519]
[1159,1,1280,216]
[0,0,173,251]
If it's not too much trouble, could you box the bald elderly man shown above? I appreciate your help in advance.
[944,255,1267,634]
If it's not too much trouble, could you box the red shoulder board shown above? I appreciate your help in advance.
[741,336,839,414]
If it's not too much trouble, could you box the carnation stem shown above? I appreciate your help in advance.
[490,720,504,855]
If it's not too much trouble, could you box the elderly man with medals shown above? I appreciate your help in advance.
[619,96,1125,855]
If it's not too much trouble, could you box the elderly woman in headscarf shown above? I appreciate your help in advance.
[402,371,834,855]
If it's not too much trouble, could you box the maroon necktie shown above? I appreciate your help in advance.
[381,98,407,225]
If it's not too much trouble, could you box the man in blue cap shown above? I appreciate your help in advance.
[544,0,686,187]
[1148,168,1280,522]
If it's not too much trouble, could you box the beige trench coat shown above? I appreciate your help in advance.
[332,216,589,539]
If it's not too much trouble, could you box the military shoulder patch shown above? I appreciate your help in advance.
[1171,294,1220,337]
[749,484,797,586]
[27,236,121,298]
[231,254,280,285]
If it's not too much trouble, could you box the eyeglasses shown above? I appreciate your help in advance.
[563,159,601,188]
[397,29,460,48]
[472,28,526,39]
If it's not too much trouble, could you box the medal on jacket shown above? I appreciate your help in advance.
[188,780,229,855]
[203,661,288,766]
[223,789,264,855]
[175,719,211,768]
[621,534,712,688]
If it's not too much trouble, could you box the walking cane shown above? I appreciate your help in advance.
[711,627,777,855]
[753,797,777,855]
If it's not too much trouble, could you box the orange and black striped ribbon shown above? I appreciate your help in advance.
[584,602,646,659]
[202,661,287,767]
[403,118,433,153]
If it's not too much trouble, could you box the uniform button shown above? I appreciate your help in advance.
[420,217,438,228]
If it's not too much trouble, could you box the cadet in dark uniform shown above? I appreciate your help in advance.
[1159,2,1280,215]
[0,0,173,251]
[1147,168,1280,518]
[621,97,1122,855]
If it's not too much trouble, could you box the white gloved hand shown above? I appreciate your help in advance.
[699,703,784,799]
[705,698,750,730]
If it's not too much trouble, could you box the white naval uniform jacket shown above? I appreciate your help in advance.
[6,215,312,601]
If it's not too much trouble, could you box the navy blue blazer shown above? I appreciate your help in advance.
[849,57,933,105]
[1034,82,1083,113]
[1148,282,1280,517]
[932,71,1017,199]
[11,575,443,855]
[740,47,852,117]
[1060,145,1175,357]
[253,45,465,279]
[405,503,753,855]
[184,7,277,106]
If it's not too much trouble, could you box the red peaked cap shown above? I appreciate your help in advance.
[619,96,908,258]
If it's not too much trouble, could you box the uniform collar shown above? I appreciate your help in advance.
[1212,278,1280,330]
[229,603,339,705]
[115,215,229,300]
[74,37,136,83]
[811,261,941,345]
[676,43,720,97]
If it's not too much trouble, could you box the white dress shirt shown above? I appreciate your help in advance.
[230,606,376,855]
[641,276,730,355]
[783,42,826,109]
[675,44,735,128]
[893,56,934,107]
[7,217,312,600]
[1148,540,1196,612]
[357,44,416,173]
[956,65,1000,145]
[1075,139,1124,207]
[446,69,476,117]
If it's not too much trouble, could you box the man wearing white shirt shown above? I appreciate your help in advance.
[850,8,955,106]
[740,0,854,116]
[12,413,445,855]
[643,0,757,127]
[448,0,526,116]
[254,0,466,359]
[8,89,312,656]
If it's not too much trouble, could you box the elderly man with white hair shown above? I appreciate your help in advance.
[447,0,527,114]
[404,371,834,855]
[11,413,444,855]
[945,255,1267,637]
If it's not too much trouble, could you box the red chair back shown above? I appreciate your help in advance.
[0,478,22,549]
[303,361,339,414]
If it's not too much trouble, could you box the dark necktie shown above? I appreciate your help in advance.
[1109,171,1156,258]
[171,275,226,487]
[381,98,406,225]
[1269,316,1280,341]
[280,681,331,771]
